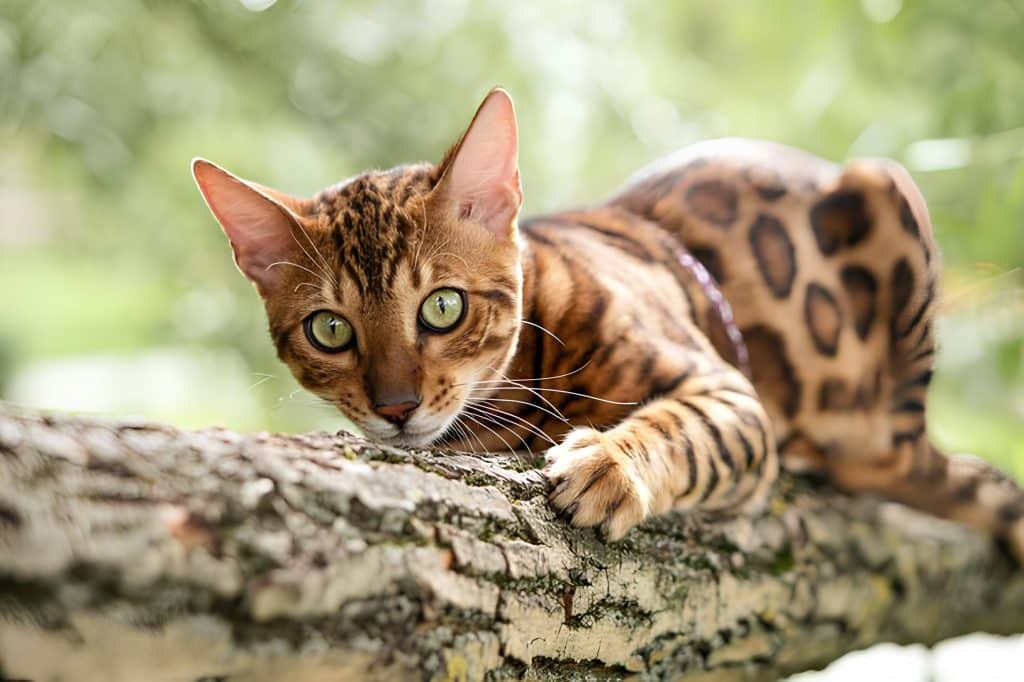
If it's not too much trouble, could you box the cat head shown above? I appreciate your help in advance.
[192,89,524,446]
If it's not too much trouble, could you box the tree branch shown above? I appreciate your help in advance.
[0,403,1021,681]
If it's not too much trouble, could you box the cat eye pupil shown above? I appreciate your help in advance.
[304,311,353,353]
[419,288,465,332]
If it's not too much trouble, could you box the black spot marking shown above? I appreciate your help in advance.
[577,461,615,500]
[686,179,739,228]
[892,426,925,446]
[735,427,756,469]
[952,477,979,503]
[899,196,920,238]
[576,221,656,262]
[872,367,884,400]
[690,245,725,283]
[648,369,693,400]
[523,225,559,248]
[479,333,510,352]
[705,307,741,369]
[818,378,850,411]
[898,369,933,392]
[620,159,711,209]
[743,325,802,419]
[896,281,934,341]
[998,500,1024,523]
[638,353,657,380]
[748,213,796,298]
[700,455,721,502]
[818,375,875,411]
[892,258,915,315]
[840,265,878,340]
[894,399,925,414]
[637,414,673,440]
[473,288,516,308]
[677,429,698,499]
[804,283,842,357]
[681,400,736,473]
[810,191,872,255]
[321,176,417,300]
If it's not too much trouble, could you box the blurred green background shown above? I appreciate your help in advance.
[1,0,1021,477]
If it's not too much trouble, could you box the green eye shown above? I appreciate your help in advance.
[304,311,354,352]
[419,288,466,332]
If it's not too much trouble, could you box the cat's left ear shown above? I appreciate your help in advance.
[436,88,522,240]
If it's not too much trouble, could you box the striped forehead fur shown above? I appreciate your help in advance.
[311,164,439,300]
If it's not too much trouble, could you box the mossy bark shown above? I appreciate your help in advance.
[0,403,1021,681]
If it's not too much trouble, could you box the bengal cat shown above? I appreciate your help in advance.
[192,89,1024,560]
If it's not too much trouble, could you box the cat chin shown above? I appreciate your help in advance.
[355,413,456,449]
[365,427,444,449]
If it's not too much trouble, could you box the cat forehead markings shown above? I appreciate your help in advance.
[313,165,438,301]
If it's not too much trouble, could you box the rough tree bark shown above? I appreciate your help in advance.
[0,403,1021,682]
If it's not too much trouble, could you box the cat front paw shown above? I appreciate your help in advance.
[544,428,652,540]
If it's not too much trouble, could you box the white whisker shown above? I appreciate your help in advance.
[458,360,593,385]
[266,260,328,282]
[519,319,565,347]
[463,405,536,455]
[465,401,555,447]
[469,396,569,424]
[291,221,338,288]
[247,374,275,390]
[429,250,473,272]
[485,369,568,420]
[455,416,489,454]
[470,385,637,406]
[446,420,473,453]
[460,412,517,458]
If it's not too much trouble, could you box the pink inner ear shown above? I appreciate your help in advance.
[444,90,523,239]
[192,159,299,294]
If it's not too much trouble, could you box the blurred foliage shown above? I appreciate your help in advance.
[0,0,1021,475]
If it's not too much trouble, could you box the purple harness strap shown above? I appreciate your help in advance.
[674,248,752,379]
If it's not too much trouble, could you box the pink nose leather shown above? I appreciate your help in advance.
[374,400,420,426]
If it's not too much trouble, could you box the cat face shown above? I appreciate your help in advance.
[193,90,524,446]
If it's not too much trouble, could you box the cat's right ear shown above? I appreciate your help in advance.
[191,158,300,296]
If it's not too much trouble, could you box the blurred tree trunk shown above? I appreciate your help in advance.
[0,404,1021,682]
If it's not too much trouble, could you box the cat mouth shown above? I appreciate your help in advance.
[352,406,459,449]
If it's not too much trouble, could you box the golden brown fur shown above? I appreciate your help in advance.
[193,90,1024,559]
[265,165,523,445]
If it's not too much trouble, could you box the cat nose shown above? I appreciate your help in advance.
[373,399,421,426]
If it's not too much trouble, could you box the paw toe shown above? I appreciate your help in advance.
[602,496,647,541]
[543,433,650,539]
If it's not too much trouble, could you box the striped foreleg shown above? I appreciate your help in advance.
[545,355,778,539]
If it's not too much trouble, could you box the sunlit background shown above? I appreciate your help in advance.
[1,0,1023,678]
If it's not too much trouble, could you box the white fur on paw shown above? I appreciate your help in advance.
[544,428,652,540]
